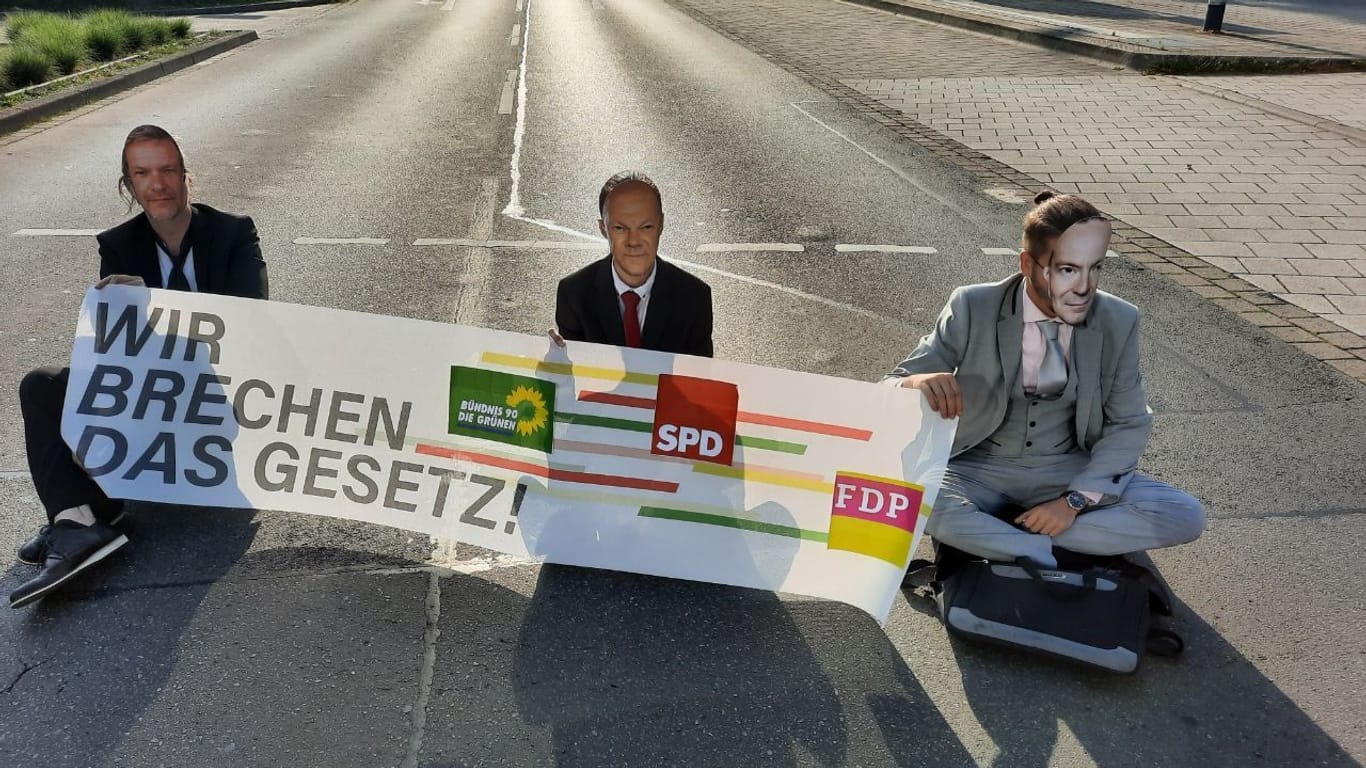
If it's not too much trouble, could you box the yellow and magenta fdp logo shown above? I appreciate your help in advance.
[827,472,924,567]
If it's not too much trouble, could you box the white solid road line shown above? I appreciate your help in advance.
[669,256,886,322]
[696,243,805,253]
[836,244,937,254]
[501,0,533,217]
[790,101,966,215]
[12,229,101,236]
[293,237,389,245]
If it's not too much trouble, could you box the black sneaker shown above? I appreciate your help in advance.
[16,510,125,566]
[16,525,52,566]
[9,521,128,609]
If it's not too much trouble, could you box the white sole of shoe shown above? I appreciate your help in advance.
[9,534,129,609]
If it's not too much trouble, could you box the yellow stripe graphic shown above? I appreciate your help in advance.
[692,462,833,494]
[481,352,659,386]
[836,470,925,494]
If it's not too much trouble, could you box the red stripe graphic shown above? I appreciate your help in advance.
[578,391,656,409]
[736,411,872,441]
[576,391,873,441]
[414,443,679,493]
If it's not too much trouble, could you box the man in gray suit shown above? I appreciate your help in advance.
[885,192,1204,568]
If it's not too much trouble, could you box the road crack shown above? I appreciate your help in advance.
[2,658,48,695]
[401,570,443,768]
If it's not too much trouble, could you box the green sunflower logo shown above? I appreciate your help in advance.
[506,385,550,437]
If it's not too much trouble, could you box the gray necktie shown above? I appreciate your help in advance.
[1035,321,1067,396]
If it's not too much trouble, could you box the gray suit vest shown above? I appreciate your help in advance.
[972,361,1079,458]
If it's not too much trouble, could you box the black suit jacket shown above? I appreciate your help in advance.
[96,202,269,299]
[555,255,713,357]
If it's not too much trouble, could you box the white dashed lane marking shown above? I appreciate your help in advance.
[13,229,101,236]
[696,243,805,253]
[293,237,389,245]
[412,238,601,249]
[836,244,937,254]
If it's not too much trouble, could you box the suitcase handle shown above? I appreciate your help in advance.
[1015,557,1097,602]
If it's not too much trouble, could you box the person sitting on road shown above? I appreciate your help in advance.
[10,124,269,609]
[884,191,1205,568]
[549,171,713,356]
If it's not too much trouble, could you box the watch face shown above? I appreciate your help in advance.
[1066,491,1087,511]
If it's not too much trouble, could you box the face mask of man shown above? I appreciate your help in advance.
[1041,217,1111,326]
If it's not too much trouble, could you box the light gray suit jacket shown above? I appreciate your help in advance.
[885,273,1152,499]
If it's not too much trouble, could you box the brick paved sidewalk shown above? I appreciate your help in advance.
[1180,73,1366,134]
[665,0,1366,380]
[873,0,1366,60]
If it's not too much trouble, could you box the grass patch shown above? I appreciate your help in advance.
[3,43,53,88]
[83,17,125,61]
[19,15,88,74]
[1,30,221,109]
[1,10,196,93]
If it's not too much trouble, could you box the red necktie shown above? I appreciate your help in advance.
[621,290,642,348]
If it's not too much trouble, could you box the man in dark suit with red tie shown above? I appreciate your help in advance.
[10,124,268,608]
[552,171,713,357]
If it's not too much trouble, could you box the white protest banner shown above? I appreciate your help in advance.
[63,286,955,622]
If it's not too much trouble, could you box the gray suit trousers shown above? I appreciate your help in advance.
[925,451,1206,568]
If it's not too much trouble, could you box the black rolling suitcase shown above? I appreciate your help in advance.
[907,547,1183,674]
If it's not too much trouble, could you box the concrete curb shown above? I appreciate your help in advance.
[842,0,1365,75]
[145,0,338,17]
[0,30,258,137]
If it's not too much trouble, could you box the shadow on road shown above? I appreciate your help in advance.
[904,559,1362,768]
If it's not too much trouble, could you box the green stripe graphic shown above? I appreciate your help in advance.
[639,507,828,542]
[556,413,808,455]
[735,435,806,455]
[556,412,654,433]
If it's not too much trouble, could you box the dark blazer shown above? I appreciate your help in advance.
[555,255,713,357]
[97,203,269,300]
[885,273,1151,500]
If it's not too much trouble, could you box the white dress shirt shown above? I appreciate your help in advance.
[611,259,657,328]
[155,243,199,292]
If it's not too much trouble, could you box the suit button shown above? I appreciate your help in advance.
[1025,441,1033,447]
[1029,421,1037,427]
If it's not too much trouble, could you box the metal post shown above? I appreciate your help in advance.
[1203,1,1226,33]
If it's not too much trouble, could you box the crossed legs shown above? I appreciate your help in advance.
[925,451,1205,568]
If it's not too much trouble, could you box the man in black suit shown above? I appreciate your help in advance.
[10,124,268,608]
[552,171,713,357]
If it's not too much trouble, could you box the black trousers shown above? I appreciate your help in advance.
[20,366,122,524]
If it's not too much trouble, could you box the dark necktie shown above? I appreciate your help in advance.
[156,210,196,291]
[1035,320,1067,396]
[621,290,642,348]
[166,251,191,291]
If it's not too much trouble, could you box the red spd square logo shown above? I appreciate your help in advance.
[651,375,739,466]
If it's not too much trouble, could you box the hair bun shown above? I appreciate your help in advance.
[1033,190,1058,205]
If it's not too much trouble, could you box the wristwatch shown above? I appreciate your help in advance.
[1064,490,1089,513]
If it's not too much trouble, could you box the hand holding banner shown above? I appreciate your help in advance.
[62,286,955,622]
